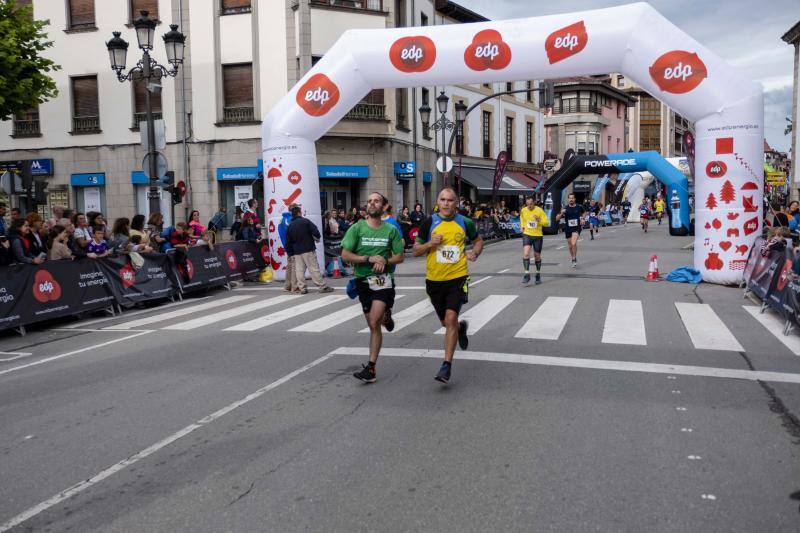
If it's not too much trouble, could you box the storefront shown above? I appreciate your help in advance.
[318,165,368,213]
[131,172,173,227]
[217,165,263,227]
[457,166,537,209]
[71,172,106,215]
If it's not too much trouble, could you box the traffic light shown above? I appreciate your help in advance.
[34,180,48,204]
[158,171,182,205]
[539,81,555,108]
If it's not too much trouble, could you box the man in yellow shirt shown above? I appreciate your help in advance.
[654,196,665,225]
[413,187,484,384]
[519,195,550,285]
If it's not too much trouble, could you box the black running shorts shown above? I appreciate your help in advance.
[522,235,543,253]
[425,276,468,321]
[355,277,396,314]
[564,228,581,239]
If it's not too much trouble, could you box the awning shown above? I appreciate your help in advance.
[457,167,537,194]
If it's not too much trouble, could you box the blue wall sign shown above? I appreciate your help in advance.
[318,165,369,179]
[423,172,432,184]
[70,173,105,186]
[216,167,261,181]
[394,161,415,179]
[30,159,53,176]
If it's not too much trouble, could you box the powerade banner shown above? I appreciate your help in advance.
[0,260,115,331]
[592,175,609,201]
[96,253,177,307]
[497,216,522,236]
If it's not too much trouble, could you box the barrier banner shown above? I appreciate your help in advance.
[176,246,229,294]
[775,247,800,323]
[0,259,115,331]
[496,216,522,237]
[217,241,269,282]
[96,253,177,306]
[746,244,783,301]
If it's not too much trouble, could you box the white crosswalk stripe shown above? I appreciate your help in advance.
[224,295,348,332]
[602,299,646,345]
[289,295,407,332]
[742,305,800,356]
[104,295,255,330]
[675,302,744,351]
[359,298,435,333]
[163,295,301,331]
[514,296,578,340]
[435,295,517,335]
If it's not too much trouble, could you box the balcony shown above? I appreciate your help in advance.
[12,116,41,138]
[310,0,383,11]
[344,102,386,121]
[131,111,163,130]
[552,102,601,115]
[71,115,100,134]
[222,106,256,124]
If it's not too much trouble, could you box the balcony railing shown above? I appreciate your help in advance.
[344,103,386,121]
[131,111,163,130]
[310,0,382,10]
[222,106,256,124]
[552,102,601,115]
[72,115,100,133]
[12,117,40,137]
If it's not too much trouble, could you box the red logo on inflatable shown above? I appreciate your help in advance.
[389,36,436,73]
[287,171,302,186]
[545,21,588,64]
[260,243,270,263]
[296,74,340,117]
[743,216,759,236]
[704,252,723,271]
[464,30,512,71]
[225,249,238,270]
[649,50,707,94]
[119,264,137,288]
[32,270,61,303]
[705,161,727,178]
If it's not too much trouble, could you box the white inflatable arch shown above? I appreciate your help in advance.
[262,2,763,284]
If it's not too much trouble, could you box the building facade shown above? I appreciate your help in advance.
[0,0,545,228]
[783,20,800,200]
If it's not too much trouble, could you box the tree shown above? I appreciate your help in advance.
[0,1,59,121]
[705,192,717,210]
[720,180,735,204]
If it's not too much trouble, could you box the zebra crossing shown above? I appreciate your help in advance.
[99,292,800,356]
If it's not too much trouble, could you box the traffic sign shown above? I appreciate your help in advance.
[436,156,453,173]
[140,119,166,151]
[142,152,168,180]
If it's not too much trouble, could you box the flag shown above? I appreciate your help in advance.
[491,151,510,203]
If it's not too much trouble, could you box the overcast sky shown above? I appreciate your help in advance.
[457,0,798,153]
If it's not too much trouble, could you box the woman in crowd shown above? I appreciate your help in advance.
[323,210,339,237]
[9,219,44,264]
[188,210,206,238]
[25,213,46,257]
[196,230,216,249]
[230,207,243,240]
[399,206,412,225]
[147,212,167,251]
[47,225,73,261]
[240,216,262,243]
[130,214,146,240]
[71,212,91,256]
[110,217,131,251]
[335,209,349,233]
[410,203,425,226]
[88,212,109,239]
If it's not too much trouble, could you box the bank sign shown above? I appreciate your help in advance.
[29,159,54,176]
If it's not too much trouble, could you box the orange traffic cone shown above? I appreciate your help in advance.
[332,256,342,279]
[646,254,659,281]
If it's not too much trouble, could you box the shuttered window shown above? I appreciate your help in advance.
[130,0,159,21]
[221,0,251,14]
[71,76,100,133]
[68,0,95,29]
[222,64,255,123]
[133,79,162,114]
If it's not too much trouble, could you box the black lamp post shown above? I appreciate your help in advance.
[418,91,466,186]
[106,11,185,216]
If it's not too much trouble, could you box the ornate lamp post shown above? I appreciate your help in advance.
[106,11,185,215]
[418,91,466,186]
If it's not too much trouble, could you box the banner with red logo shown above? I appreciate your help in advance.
[218,241,268,283]
[175,246,229,294]
[96,253,177,307]
[778,247,800,326]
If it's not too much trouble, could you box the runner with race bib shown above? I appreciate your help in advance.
[413,187,484,384]
[639,198,651,233]
[519,195,549,284]
[341,192,405,384]
[555,193,585,268]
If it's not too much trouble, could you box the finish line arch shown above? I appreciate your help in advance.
[262,2,763,285]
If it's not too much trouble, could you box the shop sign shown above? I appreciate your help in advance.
[70,173,105,186]
[423,172,433,183]
[217,167,260,181]
[394,161,415,179]
[573,180,591,193]
[318,165,369,179]
[766,171,786,185]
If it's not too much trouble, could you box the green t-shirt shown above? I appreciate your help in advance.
[341,220,405,279]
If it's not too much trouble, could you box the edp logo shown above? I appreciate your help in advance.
[305,87,330,105]
[401,45,424,63]
[554,33,579,50]
[475,43,499,60]
[663,62,693,81]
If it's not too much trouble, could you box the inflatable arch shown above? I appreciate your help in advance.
[262,2,763,285]
[539,151,691,236]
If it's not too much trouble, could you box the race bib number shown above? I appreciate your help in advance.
[436,245,461,264]
[640,208,648,215]
[568,219,578,227]
[367,275,390,291]
[526,219,538,229]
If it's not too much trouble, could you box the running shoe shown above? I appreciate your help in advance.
[319,286,334,293]
[571,259,577,268]
[383,309,395,332]
[458,320,469,350]
[434,361,451,384]
[353,364,376,383]
[535,273,542,285]
[522,273,531,284]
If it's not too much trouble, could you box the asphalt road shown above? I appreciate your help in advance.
[1,221,799,532]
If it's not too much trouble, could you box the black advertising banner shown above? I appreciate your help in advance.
[177,246,229,293]
[218,241,269,282]
[776,247,800,324]
[742,237,764,285]
[96,253,177,306]
[0,259,115,331]
[746,246,782,301]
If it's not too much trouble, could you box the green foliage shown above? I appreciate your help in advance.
[0,0,60,121]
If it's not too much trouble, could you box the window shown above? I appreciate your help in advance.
[71,75,100,133]
[132,78,163,129]
[617,75,625,88]
[130,0,158,22]
[12,107,40,137]
[455,122,464,156]
[640,95,661,122]
[505,116,513,158]
[68,0,95,30]
[222,63,254,123]
[310,0,383,10]
[344,89,386,121]
[526,122,533,163]
[640,124,660,151]
[395,88,408,129]
[526,81,533,103]
[421,11,428,26]
[483,83,491,89]
[617,102,623,119]
[616,138,621,152]
[421,88,430,139]
[482,111,491,158]
[221,0,251,15]
[506,82,513,92]
[607,136,611,151]
[394,0,405,28]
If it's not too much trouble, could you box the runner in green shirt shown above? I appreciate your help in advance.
[340,192,405,383]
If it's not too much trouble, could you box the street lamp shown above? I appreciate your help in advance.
[419,91,465,186]
[106,11,185,216]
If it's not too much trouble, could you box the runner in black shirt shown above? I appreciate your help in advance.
[556,193,585,268]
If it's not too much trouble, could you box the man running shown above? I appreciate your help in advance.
[556,193,584,268]
[621,199,631,224]
[341,192,405,383]
[588,200,601,240]
[519,195,549,284]
[639,198,651,233]
[413,187,483,384]
[654,195,665,225]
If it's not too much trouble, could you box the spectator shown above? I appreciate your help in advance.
[47,205,65,228]
[761,227,789,257]
[147,213,167,250]
[170,222,191,249]
[410,203,425,226]
[196,230,216,249]
[208,207,227,234]
[359,207,367,220]
[8,219,44,264]
[87,227,111,258]
[323,210,339,237]
[399,206,411,226]
[381,205,403,236]
[242,198,261,229]
[336,209,349,232]
[0,203,7,236]
[10,207,21,222]
[129,234,153,253]
[110,217,131,251]
[71,212,91,255]
[230,207,243,240]
[130,214,146,240]
[285,204,333,294]
[47,225,73,261]
[88,212,109,239]
[0,235,12,266]
[787,201,800,231]
[240,216,262,243]
[25,213,46,257]
[188,210,206,238]
[772,203,789,228]
[349,206,361,222]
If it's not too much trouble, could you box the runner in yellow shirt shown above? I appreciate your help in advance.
[519,195,550,285]
[654,196,665,225]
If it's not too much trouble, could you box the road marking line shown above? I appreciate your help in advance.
[469,276,492,287]
[675,302,744,351]
[742,305,800,356]
[290,295,406,332]
[681,428,693,433]
[103,295,255,330]
[329,347,800,384]
[0,353,334,533]
[497,268,510,274]
[435,295,517,335]
[0,352,33,362]
[163,295,300,330]
[359,298,435,333]
[515,296,577,340]
[0,331,151,378]
[59,296,211,329]
[224,295,348,331]
[602,299,646,345]
[701,494,717,501]
[556,245,566,250]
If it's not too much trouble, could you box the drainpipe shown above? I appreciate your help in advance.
[179,0,191,222]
